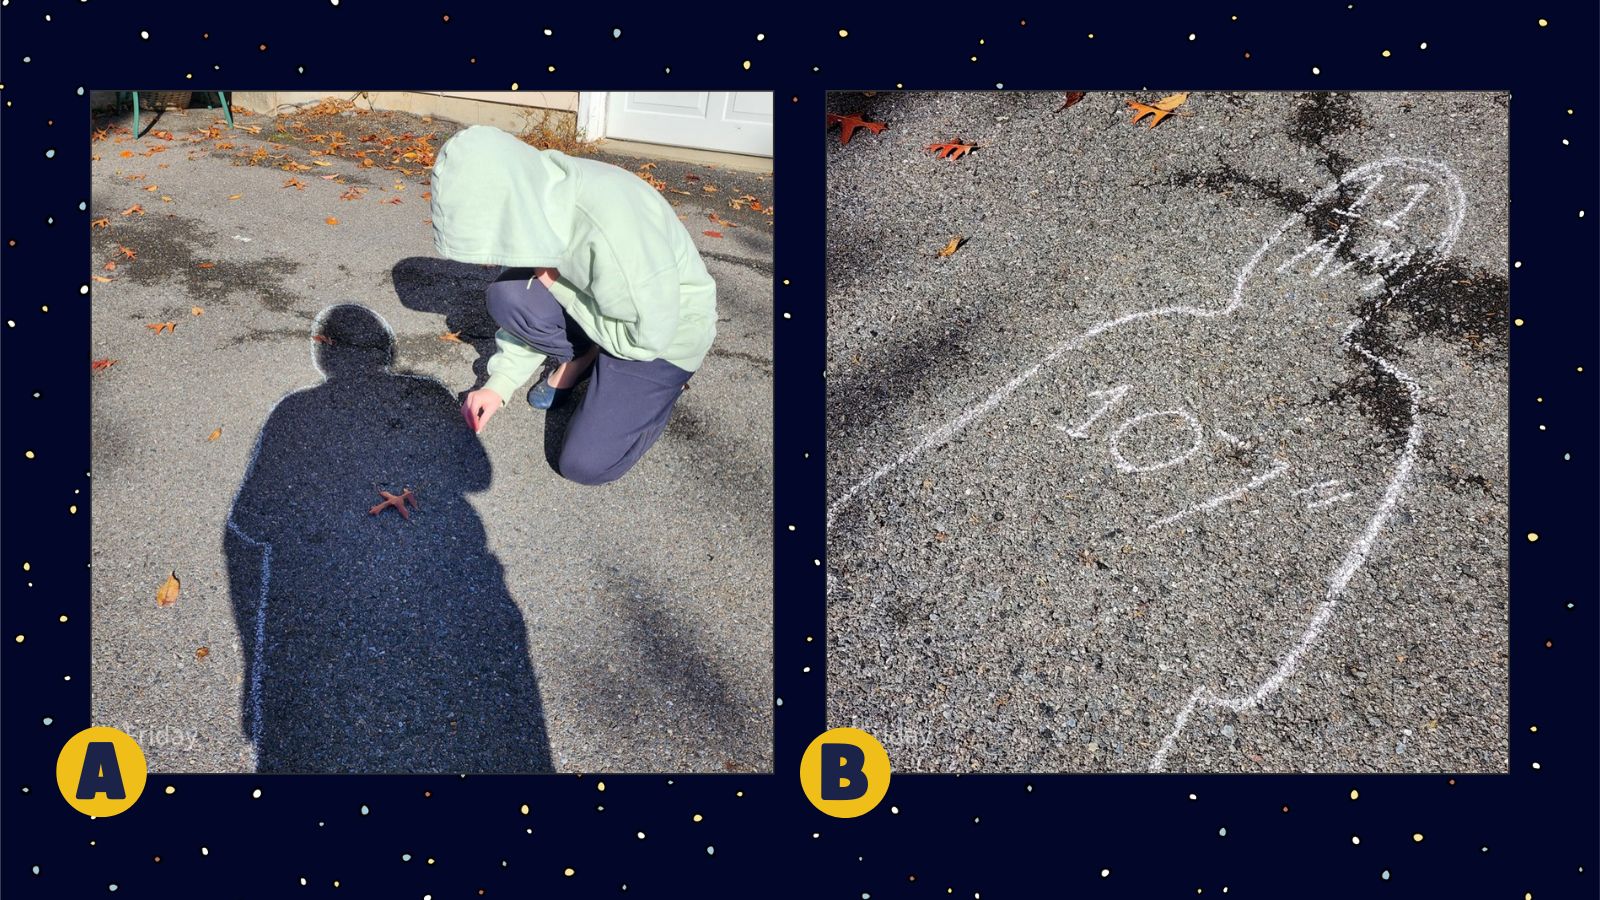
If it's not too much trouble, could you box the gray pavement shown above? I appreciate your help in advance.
[88,103,773,773]
[825,91,1508,773]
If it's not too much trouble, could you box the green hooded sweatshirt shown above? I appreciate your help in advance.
[429,124,717,403]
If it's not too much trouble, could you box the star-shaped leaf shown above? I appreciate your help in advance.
[926,139,978,160]
[826,112,888,145]
[369,488,419,520]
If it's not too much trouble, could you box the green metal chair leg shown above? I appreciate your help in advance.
[132,91,141,139]
[217,92,234,128]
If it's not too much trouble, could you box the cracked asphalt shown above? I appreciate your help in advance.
[88,100,774,773]
[825,91,1508,773]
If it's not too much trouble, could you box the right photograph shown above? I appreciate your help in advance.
[825,91,1509,773]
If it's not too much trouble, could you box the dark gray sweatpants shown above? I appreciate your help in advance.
[486,268,692,486]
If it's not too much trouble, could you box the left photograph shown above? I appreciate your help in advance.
[87,90,775,773]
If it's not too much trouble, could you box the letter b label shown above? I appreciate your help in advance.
[801,728,890,818]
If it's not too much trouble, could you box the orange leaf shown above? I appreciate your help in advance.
[701,184,720,193]
[926,140,978,160]
[937,235,968,258]
[121,204,144,216]
[120,150,135,158]
[207,427,223,442]
[196,262,216,269]
[1055,91,1087,113]
[92,275,114,283]
[704,230,724,238]
[90,358,118,371]
[825,112,888,145]
[369,488,419,520]
[326,217,339,226]
[195,646,210,660]
[283,177,306,189]
[146,321,176,334]
[440,331,463,343]
[145,184,160,192]
[1125,101,1173,128]
[227,193,243,201]
[103,260,118,271]
[119,245,137,260]
[91,217,110,229]
[191,307,205,316]
[155,571,181,607]
[313,333,335,345]
[384,197,403,205]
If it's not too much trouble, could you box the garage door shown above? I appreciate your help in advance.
[602,92,773,157]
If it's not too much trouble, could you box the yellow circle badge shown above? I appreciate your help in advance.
[800,727,891,818]
[56,727,147,817]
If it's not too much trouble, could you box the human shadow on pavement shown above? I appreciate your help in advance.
[223,304,554,773]
[390,256,503,385]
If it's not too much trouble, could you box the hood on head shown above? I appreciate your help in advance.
[430,124,577,271]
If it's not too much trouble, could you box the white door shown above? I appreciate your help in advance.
[600,92,772,157]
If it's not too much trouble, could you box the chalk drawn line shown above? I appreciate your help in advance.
[826,157,1467,771]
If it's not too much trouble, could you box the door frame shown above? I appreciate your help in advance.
[576,91,608,144]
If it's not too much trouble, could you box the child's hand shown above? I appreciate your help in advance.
[461,389,503,434]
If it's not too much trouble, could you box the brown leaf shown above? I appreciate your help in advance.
[340,187,365,200]
[121,204,144,216]
[146,321,176,334]
[313,333,335,345]
[90,358,118,371]
[927,140,978,160]
[191,306,205,316]
[103,260,118,271]
[703,230,724,238]
[283,177,306,190]
[1055,91,1087,113]
[1152,91,1191,111]
[120,150,135,158]
[92,275,114,283]
[369,488,419,520]
[325,217,339,226]
[937,235,968,258]
[701,184,719,193]
[195,646,210,660]
[1126,92,1189,129]
[119,245,137,260]
[144,184,160,192]
[207,427,223,442]
[439,331,463,343]
[156,571,181,607]
[826,112,888,145]
[195,262,216,269]
[227,193,243,201]
[91,217,110,229]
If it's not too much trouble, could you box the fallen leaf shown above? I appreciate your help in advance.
[196,262,216,269]
[90,358,118,371]
[191,306,205,316]
[439,331,463,343]
[1126,91,1190,128]
[701,184,719,193]
[207,426,223,442]
[227,193,243,200]
[340,187,365,200]
[91,217,110,229]
[118,245,137,260]
[704,230,724,238]
[1055,91,1087,113]
[312,159,333,167]
[156,571,181,607]
[369,488,419,520]
[146,321,176,334]
[313,333,335,345]
[325,217,339,226]
[937,235,968,257]
[195,647,210,660]
[421,191,431,200]
[685,173,702,182]
[161,196,173,202]
[103,260,117,271]
[92,275,114,283]
[144,184,159,192]
[121,204,144,216]
[120,150,135,158]
[283,177,306,190]
[826,112,888,145]
[1152,91,1191,111]
[638,162,658,171]
[384,197,403,205]
[926,139,978,160]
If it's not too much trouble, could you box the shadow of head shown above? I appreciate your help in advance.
[314,304,394,379]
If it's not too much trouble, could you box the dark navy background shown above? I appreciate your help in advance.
[3,2,1595,896]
